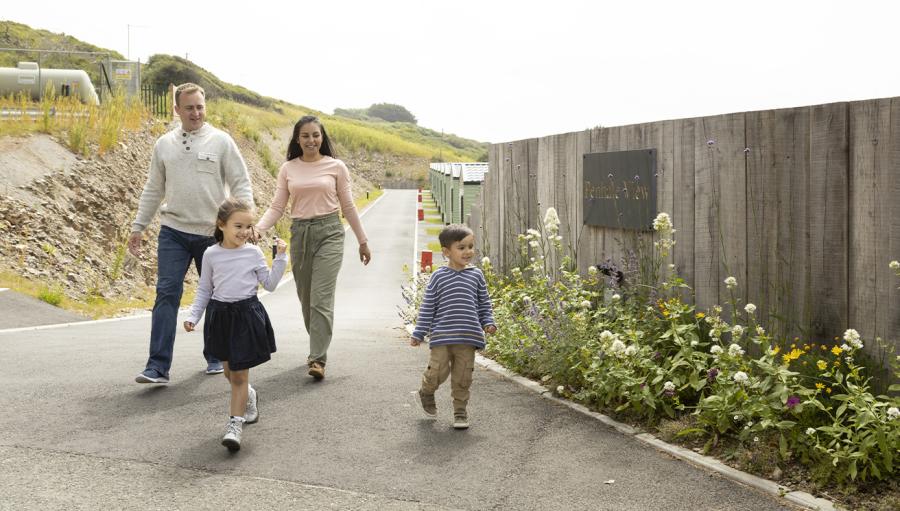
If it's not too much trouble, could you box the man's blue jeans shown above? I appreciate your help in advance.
[144,226,219,377]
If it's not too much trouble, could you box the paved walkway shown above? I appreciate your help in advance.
[0,190,796,510]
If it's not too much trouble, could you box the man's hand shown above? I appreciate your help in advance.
[184,321,195,332]
[127,232,143,257]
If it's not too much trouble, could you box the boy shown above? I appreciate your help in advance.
[410,224,497,429]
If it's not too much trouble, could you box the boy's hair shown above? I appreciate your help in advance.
[438,224,473,248]
[174,82,205,106]
[214,197,254,242]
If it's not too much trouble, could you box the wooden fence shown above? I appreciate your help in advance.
[140,85,171,118]
[473,97,900,356]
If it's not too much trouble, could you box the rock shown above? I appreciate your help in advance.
[770,467,783,480]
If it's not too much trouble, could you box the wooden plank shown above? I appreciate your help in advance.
[527,138,540,230]
[714,113,747,318]
[886,99,900,354]
[673,118,696,293]
[848,100,886,344]
[808,103,849,341]
[559,132,580,263]
[874,99,896,349]
[575,129,592,273]
[655,120,676,270]
[693,116,721,312]
[589,127,609,266]
[786,108,811,342]
[509,139,531,268]
[484,145,501,266]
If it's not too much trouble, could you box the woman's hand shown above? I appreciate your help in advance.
[359,242,371,265]
[183,321,195,332]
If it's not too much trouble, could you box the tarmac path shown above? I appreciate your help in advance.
[0,189,796,510]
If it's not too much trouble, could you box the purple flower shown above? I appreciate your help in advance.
[664,389,676,398]
[653,351,662,360]
[707,368,719,382]
[707,139,716,146]
[786,395,801,409]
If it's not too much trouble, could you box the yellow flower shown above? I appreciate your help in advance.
[803,344,810,351]
[791,343,797,349]
[831,346,843,356]
[788,348,803,360]
[815,383,825,390]
[696,312,705,319]
[826,387,832,394]
[817,360,827,371]
[782,354,791,364]
[772,346,781,355]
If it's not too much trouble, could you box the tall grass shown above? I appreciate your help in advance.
[0,89,148,157]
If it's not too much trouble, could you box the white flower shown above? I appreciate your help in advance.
[529,240,540,248]
[526,228,541,238]
[599,330,616,343]
[690,340,699,347]
[753,437,759,443]
[580,300,592,309]
[663,381,676,392]
[841,343,851,352]
[888,407,900,420]
[588,266,599,276]
[746,421,753,427]
[732,325,744,338]
[523,296,532,306]
[733,371,749,384]
[891,260,900,271]
[609,339,627,356]
[668,263,676,270]
[756,326,766,336]
[744,303,756,314]
[728,343,745,357]
[652,212,673,234]
[625,345,638,356]
[806,427,817,435]
[843,329,863,350]
[611,293,621,301]
[710,345,724,355]
[481,257,490,266]
[557,385,565,394]
[543,207,560,233]
[724,276,738,289]
[734,415,741,421]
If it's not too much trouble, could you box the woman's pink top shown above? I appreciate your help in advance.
[256,156,368,244]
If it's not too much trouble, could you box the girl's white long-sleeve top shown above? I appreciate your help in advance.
[187,243,287,325]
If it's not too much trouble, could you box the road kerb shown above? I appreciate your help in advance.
[474,354,839,511]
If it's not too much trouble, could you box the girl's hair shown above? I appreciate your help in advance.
[286,115,336,161]
[438,224,474,248]
[214,197,254,243]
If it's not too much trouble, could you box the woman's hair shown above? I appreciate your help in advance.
[214,197,254,243]
[286,115,336,161]
[438,224,474,248]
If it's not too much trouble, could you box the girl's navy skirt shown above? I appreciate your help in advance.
[203,295,276,371]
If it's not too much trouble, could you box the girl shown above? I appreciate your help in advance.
[256,115,371,381]
[184,197,287,451]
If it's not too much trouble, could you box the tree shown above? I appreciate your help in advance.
[367,103,417,124]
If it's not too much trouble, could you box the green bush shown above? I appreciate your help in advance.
[483,208,900,486]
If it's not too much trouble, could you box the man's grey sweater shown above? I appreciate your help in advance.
[132,123,253,236]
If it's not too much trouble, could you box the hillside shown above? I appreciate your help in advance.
[0,20,488,316]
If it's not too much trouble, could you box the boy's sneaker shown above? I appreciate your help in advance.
[205,362,224,375]
[245,386,259,424]
[418,390,437,419]
[135,370,169,384]
[308,361,325,380]
[453,411,469,430]
[221,418,243,451]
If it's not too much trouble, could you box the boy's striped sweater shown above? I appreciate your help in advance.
[411,266,496,349]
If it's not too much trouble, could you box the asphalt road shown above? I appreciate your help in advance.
[0,189,796,510]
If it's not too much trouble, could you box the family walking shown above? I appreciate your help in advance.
[128,82,495,451]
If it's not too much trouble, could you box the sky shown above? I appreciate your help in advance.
[3,1,899,143]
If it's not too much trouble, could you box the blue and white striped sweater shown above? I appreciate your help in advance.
[412,266,495,348]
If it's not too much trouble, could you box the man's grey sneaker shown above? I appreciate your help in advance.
[135,370,169,384]
[206,362,224,375]
[453,411,469,430]
[245,386,259,424]
[221,418,243,451]
[418,390,437,419]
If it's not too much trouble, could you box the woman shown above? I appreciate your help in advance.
[256,115,371,380]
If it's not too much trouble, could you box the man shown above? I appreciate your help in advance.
[130,82,253,384]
